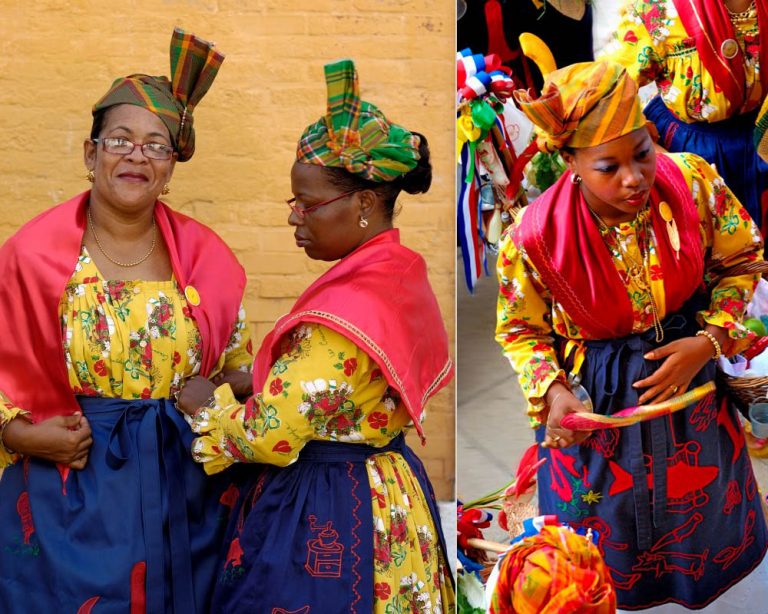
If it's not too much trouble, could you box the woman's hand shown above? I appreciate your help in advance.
[176,376,217,417]
[541,382,593,448]
[633,335,714,404]
[211,369,253,399]
[2,413,93,469]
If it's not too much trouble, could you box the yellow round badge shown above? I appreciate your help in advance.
[184,285,201,306]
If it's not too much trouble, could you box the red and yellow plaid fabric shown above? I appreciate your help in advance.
[296,59,421,183]
[514,60,646,152]
[92,28,224,162]
[490,526,616,614]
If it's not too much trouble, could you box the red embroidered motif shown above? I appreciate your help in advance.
[225,537,244,569]
[583,428,620,458]
[608,441,718,513]
[219,484,239,510]
[305,515,344,578]
[632,513,708,580]
[130,562,146,614]
[716,396,744,464]
[713,509,756,570]
[76,597,100,614]
[16,491,34,545]
[271,607,310,614]
[724,480,742,515]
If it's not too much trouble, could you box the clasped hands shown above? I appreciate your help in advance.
[543,334,716,449]
[175,369,253,417]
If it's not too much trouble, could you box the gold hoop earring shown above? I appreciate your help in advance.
[359,216,369,228]
[161,184,171,195]
[570,173,582,185]
[86,170,95,183]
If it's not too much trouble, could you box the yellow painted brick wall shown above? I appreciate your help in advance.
[0,1,456,499]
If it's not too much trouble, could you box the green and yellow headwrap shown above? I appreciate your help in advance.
[296,59,421,183]
[92,28,224,162]
[755,95,768,163]
[514,60,646,152]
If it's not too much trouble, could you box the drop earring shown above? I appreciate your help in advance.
[570,173,582,185]
[86,170,95,183]
[359,216,369,228]
[161,184,171,195]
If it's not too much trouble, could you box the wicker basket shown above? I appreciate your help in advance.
[718,370,768,407]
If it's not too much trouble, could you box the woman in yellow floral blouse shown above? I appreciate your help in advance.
[0,30,252,613]
[600,0,768,235]
[177,59,455,613]
[498,60,768,610]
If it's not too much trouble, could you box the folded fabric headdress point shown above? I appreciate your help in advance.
[92,28,224,162]
[296,59,421,182]
[513,59,646,152]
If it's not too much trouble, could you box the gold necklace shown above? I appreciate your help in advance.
[726,0,756,21]
[88,208,157,268]
[588,207,665,342]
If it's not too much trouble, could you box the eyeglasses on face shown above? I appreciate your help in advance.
[92,137,175,161]
[286,188,362,217]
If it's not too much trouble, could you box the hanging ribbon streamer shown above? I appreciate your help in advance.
[560,380,716,431]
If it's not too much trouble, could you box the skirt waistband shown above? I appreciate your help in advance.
[297,433,407,462]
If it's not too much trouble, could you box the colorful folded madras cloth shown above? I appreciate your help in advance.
[489,519,616,613]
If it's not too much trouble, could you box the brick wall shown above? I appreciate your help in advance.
[0,1,455,499]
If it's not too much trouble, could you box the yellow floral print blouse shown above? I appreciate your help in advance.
[189,322,455,613]
[496,153,762,425]
[601,0,761,121]
[0,246,253,467]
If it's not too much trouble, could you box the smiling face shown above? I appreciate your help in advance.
[84,104,177,215]
[562,127,657,224]
[289,161,379,261]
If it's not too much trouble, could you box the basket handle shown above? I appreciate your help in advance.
[709,259,768,283]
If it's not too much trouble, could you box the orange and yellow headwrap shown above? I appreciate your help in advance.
[490,526,616,614]
[514,60,646,152]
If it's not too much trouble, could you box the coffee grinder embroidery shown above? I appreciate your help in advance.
[305,515,344,578]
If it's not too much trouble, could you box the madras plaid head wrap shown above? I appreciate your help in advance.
[755,94,768,163]
[92,28,224,162]
[514,60,646,152]
[296,59,421,183]
[492,526,616,613]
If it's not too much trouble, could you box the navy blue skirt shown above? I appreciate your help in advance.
[209,433,450,614]
[0,397,236,614]
[536,303,768,609]
[645,95,768,231]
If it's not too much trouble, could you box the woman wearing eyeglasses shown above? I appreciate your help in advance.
[176,59,455,613]
[0,30,252,613]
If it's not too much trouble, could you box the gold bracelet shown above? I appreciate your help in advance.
[696,330,722,361]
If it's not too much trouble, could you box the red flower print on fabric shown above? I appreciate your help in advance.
[173,351,181,365]
[272,440,292,454]
[93,360,107,377]
[374,582,391,600]
[367,412,388,430]
[624,30,638,43]
[269,378,284,396]
[140,388,151,400]
[343,358,358,376]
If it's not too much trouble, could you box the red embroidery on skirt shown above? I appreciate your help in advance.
[305,516,343,578]
[271,607,310,614]
[713,509,756,570]
[219,484,239,511]
[130,561,146,614]
[16,491,34,545]
[225,537,244,569]
[724,480,742,514]
[76,596,100,614]
[632,513,708,580]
